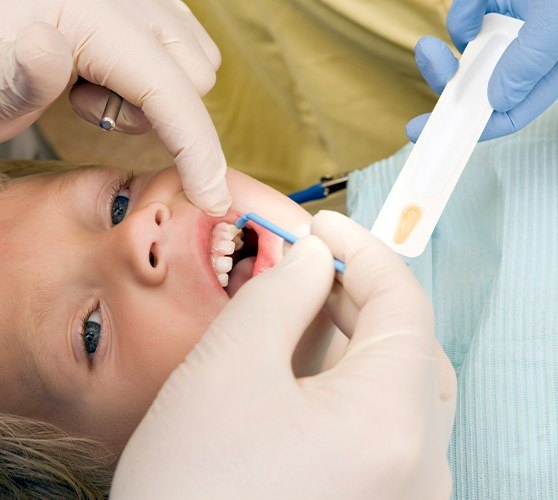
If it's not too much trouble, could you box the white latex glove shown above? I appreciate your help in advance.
[111,211,456,500]
[0,0,230,215]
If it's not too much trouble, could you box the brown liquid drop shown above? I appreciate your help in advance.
[394,205,422,245]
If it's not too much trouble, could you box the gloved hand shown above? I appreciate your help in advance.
[111,211,456,500]
[0,0,230,216]
[406,0,558,143]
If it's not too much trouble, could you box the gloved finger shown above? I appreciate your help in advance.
[324,281,360,339]
[488,8,558,112]
[0,111,43,143]
[415,36,459,96]
[310,211,436,398]
[405,38,458,143]
[182,12,221,71]
[480,62,558,141]
[205,235,335,373]
[447,0,488,53]
[286,223,359,338]
[152,21,217,97]
[405,112,430,143]
[311,210,433,342]
[70,81,151,135]
[284,223,360,336]
[0,22,72,140]
[165,0,221,71]
[75,17,231,216]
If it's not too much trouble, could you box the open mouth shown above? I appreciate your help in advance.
[227,226,259,297]
[209,221,261,298]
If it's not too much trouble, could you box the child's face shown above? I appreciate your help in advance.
[0,165,309,448]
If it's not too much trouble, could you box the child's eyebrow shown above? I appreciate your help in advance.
[56,166,106,199]
[55,167,121,228]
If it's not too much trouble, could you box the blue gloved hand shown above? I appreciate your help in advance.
[406,0,558,143]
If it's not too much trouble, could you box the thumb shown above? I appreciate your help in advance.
[204,235,335,373]
[0,23,72,141]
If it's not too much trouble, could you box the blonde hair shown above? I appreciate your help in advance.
[0,414,115,499]
[0,159,117,499]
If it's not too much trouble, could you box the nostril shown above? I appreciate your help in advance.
[151,202,170,227]
[155,209,164,226]
[149,243,157,268]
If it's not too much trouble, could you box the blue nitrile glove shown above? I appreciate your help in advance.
[406,0,558,143]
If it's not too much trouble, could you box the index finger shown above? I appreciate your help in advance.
[75,17,231,216]
[133,56,231,216]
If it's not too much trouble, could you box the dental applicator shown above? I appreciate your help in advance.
[235,213,345,273]
[372,14,523,257]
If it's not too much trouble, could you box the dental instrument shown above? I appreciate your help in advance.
[100,91,123,131]
[288,173,348,204]
[235,212,345,273]
[371,13,523,257]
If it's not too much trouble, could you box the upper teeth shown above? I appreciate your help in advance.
[210,222,244,287]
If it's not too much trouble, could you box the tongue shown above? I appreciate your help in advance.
[226,257,256,298]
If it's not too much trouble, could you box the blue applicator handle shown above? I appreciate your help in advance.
[288,173,348,204]
[288,183,326,204]
[235,212,345,273]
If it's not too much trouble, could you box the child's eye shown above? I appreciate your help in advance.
[110,173,134,226]
[82,309,102,359]
[112,189,130,225]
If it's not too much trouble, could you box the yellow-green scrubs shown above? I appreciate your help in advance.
[188,0,452,193]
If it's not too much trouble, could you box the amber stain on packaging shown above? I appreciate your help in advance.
[393,205,422,244]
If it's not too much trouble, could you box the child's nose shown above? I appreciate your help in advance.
[108,201,171,286]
